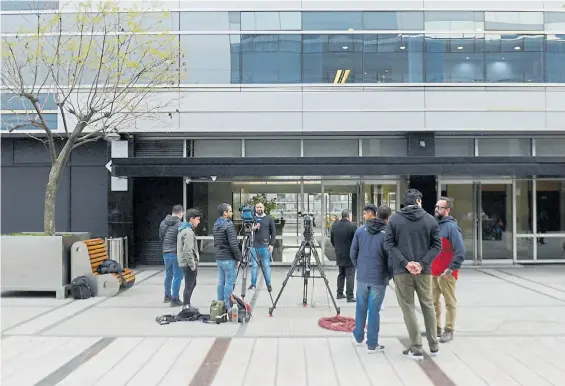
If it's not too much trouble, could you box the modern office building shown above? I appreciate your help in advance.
[2,1,565,266]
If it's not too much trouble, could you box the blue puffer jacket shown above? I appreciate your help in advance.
[350,219,391,286]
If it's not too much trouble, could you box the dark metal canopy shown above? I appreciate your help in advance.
[112,156,565,178]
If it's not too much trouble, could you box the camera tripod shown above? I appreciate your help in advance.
[268,237,340,316]
[236,226,275,306]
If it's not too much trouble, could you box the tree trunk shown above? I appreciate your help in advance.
[43,159,67,235]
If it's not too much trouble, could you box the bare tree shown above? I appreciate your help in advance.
[1,0,182,235]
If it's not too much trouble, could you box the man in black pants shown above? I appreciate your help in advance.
[331,209,357,302]
[177,208,202,309]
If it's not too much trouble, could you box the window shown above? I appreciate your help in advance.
[241,12,301,30]
[180,35,239,84]
[545,12,565,31]
[361,138,407,156]
[193,140,242,157]
[303,34,363,83]
[546,35,565,82]
[0,1,58,10]
[485,12,544,31]
[240,35,301,83]
[302,12,363,31]
[425,34,485,82]
[119,11,179,32]
[425,11,484,32]
[435,138,474,156]
[303,139,358,157]
[1,13,59,33]
[1,113,57,131]
[245,139,301,157]
[1,93,57,110]
[362,11,423,30]
[180,12,240,30]
[535,137,565,156]
[363,34,424,83]
[485,34,544,83]
[477,138,531,156]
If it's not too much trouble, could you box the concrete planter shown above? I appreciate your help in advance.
[1,232,91,298]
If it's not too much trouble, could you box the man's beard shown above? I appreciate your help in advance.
[435,213,444,220]
[256,210,264,216]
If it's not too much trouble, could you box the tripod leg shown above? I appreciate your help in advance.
[311,247,341,315]
[269,244,304,316]
[240,248,250,300]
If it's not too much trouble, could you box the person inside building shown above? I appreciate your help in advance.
[384,189,442,360]
[177,208,203,310]
[249,202,276,291]
[213,203,242,309]
[331,209,357,302]
[159,204,184,306]
[350,204,392,353]
[432,197,465,343]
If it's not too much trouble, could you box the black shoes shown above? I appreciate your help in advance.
[170,298,182,307]
[403,347,424,360]
[164,296,171,303]
[347,297,356,303]
[336,293,346,299]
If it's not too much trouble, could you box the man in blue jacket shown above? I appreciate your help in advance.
[350,204,392,354]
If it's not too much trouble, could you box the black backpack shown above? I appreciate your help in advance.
[155,306,210,325]
[70,276,93,299]
[97,259,123,274]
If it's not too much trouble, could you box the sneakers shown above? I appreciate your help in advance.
[248,285,256,290]
[403,347,424,360]
[352,336,364,346]
[437,327,443,337]
[336,293,346,300]
[440,329,454,343]
[164,296,171,303]
[347,297,356,303]
[170,298,182,307]
[368,345,385,354]
[430,347,440,357]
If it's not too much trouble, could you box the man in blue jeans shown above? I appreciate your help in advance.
[213,203,242,308]
[350,204,392,353]
[248,202,276,292]
[159,204,184,306]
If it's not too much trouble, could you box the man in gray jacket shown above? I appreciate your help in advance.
[159,204,184,306]
[177,208,202,309]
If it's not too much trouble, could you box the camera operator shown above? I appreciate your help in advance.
[213,203,242,309]
[248,202,276,291]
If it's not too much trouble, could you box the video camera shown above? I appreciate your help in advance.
[239,206,256,235]
[298,211,315,241]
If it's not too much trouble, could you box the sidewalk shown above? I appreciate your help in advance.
[2,265,565,385]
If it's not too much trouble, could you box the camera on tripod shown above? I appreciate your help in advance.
[297,211,315,240]
[239,206,256,236]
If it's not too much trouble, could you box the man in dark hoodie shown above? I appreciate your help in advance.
[213,203,242,309]
[159,204,184,306]
[384,189,442,360]
[331,209,357,302]
[350,204,392,354]
[177,208,202,310]
[432,197,465,343]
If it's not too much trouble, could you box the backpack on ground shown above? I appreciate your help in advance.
[70,276,93,299]
[155,306,210,325]
[210,300,228,324]
[230,294,252,323]
[97,259,123,274]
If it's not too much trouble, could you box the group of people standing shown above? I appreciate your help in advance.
[331,189,465,359]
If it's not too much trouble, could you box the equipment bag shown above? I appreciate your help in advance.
[155,306,210,325]
[70,276,94,299]
[230,294,252,323]
[97,259,123,274]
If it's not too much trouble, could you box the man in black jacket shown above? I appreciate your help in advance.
[159,204,184,306]
[213,203,242,309]
[384,189,442,360]
[331,209,357,302]
[249,202,276,291]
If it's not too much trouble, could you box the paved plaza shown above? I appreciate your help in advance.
[2,264,565,385]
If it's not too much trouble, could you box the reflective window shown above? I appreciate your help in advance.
[303,34,363,83]
[362,11,423,30]
[363,34,424,83]
[1,113,57,131]
[485,34,544,83]
[119,11,179,31]
[425,12,484,32]
[302,12,363,30]
[477,138,531,156]
[61,12,118,32]
[535,137,565,156]
[180,35,239,84]
[425,34,485,82]
[546,35,565,82]
[245,139,301,157]
[361,138,408,156]
[241,12,301,30]
[303,139,358,157]
[545,12,565,31]
[193,140,242,157]
[484,12,544,31]
[435,138,474,156]
[1,13,60,33]
[180,12,240,30]
[240,35,301,83]
[0,0,58,10]
[1,93,57,110]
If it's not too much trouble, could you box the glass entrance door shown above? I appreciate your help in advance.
[439,179,514,263]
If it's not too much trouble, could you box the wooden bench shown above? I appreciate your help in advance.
[71,238,135,297]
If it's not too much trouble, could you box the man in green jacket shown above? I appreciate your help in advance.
[177,208,202,309]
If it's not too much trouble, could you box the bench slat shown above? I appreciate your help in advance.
[87,245,106,253]
[89,252,108,260]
